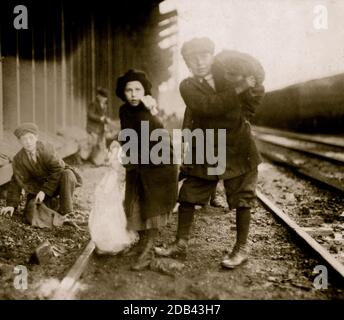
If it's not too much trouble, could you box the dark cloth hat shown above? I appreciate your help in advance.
[96,86,108,98]
[181,37,215,58]
[115,69,152,102]
[14,122,39,139]
[214,49,265,84]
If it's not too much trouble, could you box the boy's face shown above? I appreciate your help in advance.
[186,52,214,78]
[97,94,108,106]
[19,132,38,152]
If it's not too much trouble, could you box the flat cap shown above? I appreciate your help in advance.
[96,86,108,98]
[181,37,215,58]
[14,122,39,139]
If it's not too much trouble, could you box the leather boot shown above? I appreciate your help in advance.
[123,230,146,256]
[154,238,188,259]
[221,207,251,269]
[131,229,157,271]
[154,202,193,259]
[221,245,248,269]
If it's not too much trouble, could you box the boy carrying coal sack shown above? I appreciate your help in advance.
[155,38,265,269]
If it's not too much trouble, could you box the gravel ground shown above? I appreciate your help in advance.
[76,167,344,299]
[1,159,344,300]
[256,140,344,265]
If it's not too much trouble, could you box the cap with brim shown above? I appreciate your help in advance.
[14,122,39,139]
[181,37,215,58]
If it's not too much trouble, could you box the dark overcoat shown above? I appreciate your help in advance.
[179,68,264,181]
[6,141,81,208]
[119,103,178,220]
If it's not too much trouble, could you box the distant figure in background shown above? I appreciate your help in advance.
[84,87,111,166]
[0,123,82,228]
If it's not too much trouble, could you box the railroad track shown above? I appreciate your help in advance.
[253,126,344,149]
[257,190,344,280]
[254,127,344,279]
[52,241,95,300]
[252,126,344,164]
[253,127,344,280]
[253,126,344,193]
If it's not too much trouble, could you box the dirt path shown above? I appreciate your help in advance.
[0,163,108,300]
[77,166,344,299]
[1,161,344,300]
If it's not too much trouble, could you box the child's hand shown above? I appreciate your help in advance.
[234,75,257,95]
[141,95,158,116]
[0,206,15,217]
[109,140,120,151]
[35,191,45,204]
[118,148,130,165]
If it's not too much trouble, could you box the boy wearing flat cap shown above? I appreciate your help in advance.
[155,37,265,269]
[0,123,82,226]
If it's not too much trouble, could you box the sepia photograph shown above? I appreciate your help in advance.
[0,0,343,307]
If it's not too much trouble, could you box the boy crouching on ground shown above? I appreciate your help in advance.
[0,123,82,228]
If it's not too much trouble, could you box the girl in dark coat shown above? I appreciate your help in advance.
[115,69,178,270]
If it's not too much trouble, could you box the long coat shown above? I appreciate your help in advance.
[179,69,264,181]
[6,141,81,208]
[119,103,178,220]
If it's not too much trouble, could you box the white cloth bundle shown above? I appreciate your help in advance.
[88,145,138,254]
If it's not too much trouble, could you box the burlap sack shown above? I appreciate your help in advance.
[25,199,64,229]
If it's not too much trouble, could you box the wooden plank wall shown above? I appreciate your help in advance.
[0,0,164,139]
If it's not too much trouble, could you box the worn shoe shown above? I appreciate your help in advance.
[154,239,188,259]
[62,212,83,230]
[131,249,154,271]
[221,246,248,269]
[123,235,146,257]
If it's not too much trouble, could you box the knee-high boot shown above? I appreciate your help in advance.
[222,207,251,269]
[154,202,194,259]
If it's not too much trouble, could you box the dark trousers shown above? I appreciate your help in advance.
[26,169,77,215]
[176,170,258,243]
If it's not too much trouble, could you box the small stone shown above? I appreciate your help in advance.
[301,206,311,215]
[285,193,295,203]
[313,197,322,203]
[302,226,334,238]
[339,212,344,221]
[329,245,338,254]
[268,276,277,282]
[30,240,54,265]
[306,216,324,226]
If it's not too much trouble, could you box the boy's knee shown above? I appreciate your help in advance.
[61,169,76,183]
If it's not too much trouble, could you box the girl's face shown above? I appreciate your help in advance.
[124,81,145,106]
